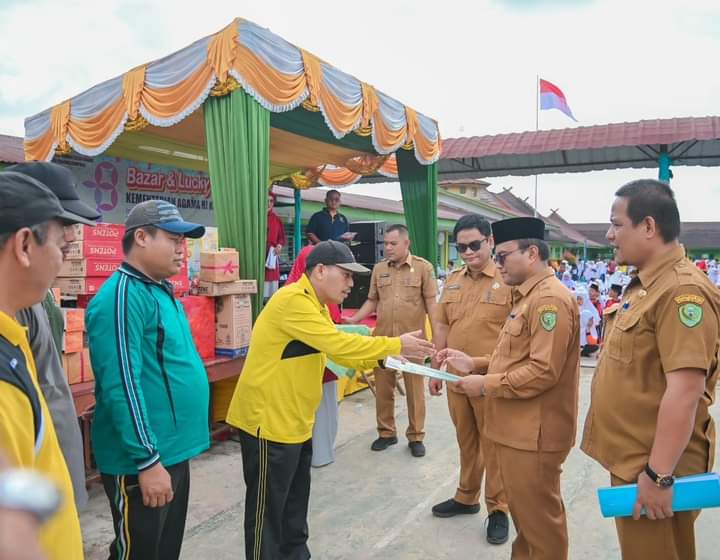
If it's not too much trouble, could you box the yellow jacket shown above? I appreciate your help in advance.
[226,274,401,443]
[0,311,83,559]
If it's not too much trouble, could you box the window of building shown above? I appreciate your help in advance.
[459,186,466,194]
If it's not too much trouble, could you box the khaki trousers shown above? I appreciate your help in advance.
[495,443,570,560]
[611,474,699,560]
[447,388,507,512]
[374,368,425,442]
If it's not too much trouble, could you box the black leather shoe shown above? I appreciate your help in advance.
[431,499,480,518]
[371,436,398,451]
[486,510,509,545]
[408,441,426,457]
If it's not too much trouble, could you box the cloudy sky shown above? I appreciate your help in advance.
[1,0,719,222]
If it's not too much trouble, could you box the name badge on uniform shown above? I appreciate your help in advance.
[380,273,390,278]
[446,284,461,290]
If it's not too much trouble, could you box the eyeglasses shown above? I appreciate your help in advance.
[494,248,524,265]
[456,239,488,253]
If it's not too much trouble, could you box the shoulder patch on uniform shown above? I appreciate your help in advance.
[539,308,557,332]
[678,302,703,328]
[674,294,705,306]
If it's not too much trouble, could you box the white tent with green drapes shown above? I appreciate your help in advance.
[24,18,442,316]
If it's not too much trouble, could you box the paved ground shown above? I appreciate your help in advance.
[81,365,720,559]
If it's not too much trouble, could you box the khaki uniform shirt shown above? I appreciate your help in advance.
[483,268,581,452]
[438,261,512,374]
[581,246,720,481]
[368,254,437,336]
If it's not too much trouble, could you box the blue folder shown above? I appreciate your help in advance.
[597,472,720,518]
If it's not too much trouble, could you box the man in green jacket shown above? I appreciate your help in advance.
[87,200,208,560]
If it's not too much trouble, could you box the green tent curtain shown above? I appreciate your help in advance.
[204,88,270,319]
[397,148,438,267]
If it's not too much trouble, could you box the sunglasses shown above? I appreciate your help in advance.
[456,239,488,253]
[494,248,524,265]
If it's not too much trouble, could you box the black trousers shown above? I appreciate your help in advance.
[239,430,313,560]
[101,461,190,560]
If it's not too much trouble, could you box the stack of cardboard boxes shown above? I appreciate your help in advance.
[54,223,125,296]
[60,308,93,385]
[196,248,256,358]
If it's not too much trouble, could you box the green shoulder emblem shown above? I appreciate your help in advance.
[540,310,557,332]
[678,302,703,328]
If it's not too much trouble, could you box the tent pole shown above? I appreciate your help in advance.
[658,145,672,183]
[293,188,302,258]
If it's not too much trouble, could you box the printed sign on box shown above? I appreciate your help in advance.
[64,240,123,260]
[58,258,122,278]
[54,277,107,296]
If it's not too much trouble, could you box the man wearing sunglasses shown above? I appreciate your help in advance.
[429,214,512,545]
[438,217,580,560]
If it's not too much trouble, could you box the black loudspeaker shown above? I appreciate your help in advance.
[350,242,384,265]
[343,267,373,309]
[350,221,386,244]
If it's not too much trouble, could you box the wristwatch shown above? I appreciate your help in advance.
[644,464,675,488]
[0,469,62,523]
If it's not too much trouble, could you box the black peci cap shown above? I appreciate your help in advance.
[0,171,69,234]
[492,217,546,245]
[306,240,370,274]
[6,162,100,226]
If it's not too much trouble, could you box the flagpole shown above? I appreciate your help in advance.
[534,74,539,217]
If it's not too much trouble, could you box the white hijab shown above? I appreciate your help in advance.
[576,287,600,345]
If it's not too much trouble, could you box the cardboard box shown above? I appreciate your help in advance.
[81,349,94,383]
[62,308,85,333]
[62,330,84,354]
[54,277,107,296]
[215,294,252,349]
[187,227,219,279]
[62,352,83,385]
[58,258,121,278]
[195,280,257,297]
[64,239,123,260]
[200,249,240,283]
[70,223,125,243]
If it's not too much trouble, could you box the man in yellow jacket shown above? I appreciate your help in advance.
[0,171,86,559]
[226,240,434,560]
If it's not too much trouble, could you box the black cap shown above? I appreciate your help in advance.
[492,217,545,245]
[125,200,205,239]
[5,162,100,226]
[0,171,70,234]
[306,240,370,274]
[610,283,623,293]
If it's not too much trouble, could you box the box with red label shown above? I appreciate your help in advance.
[168,273,190,295]
[62,352,83,385]
[200,249,240,283]
[58,258,122,278]
[64,239,123,260]
[54,277,107,296]
[71,223,125,243]
[62,330,84,354]
[215,294,252,349]
[179,296,216,360]
[62,309,85,333]
[81,349,95,383]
